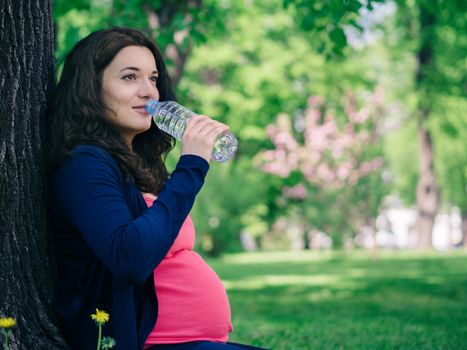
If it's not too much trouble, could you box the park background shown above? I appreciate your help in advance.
[1,0,466,349]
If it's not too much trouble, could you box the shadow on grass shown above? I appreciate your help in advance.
[207,251,467,350]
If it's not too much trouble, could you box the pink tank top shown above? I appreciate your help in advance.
[143,195,233,346]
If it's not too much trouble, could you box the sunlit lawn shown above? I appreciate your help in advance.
[207,250,467,350]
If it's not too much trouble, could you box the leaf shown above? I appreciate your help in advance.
[347,0,363,12]
[440,121,460,138]
[283,0,294,8]
[53,0,90,16]
[329,26,347,49]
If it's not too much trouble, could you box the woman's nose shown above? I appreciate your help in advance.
[139,79,159,100]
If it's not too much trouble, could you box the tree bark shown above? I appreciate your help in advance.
[415,123,439,248]
[302,229,311,250]
[0,1,66,348]
[414,3,439,249]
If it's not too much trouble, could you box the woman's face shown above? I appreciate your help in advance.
[101,45,160,147]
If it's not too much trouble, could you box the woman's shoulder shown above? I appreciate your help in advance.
[58,144,123,178]
[71,144,112,159]
[68,144,118,166]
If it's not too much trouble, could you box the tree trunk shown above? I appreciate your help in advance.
[0,1,66,348]
[414,3,439,249]
[415,123,439,248]
[302,229,311,250]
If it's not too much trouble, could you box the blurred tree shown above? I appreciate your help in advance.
[257,91,389,248]
[432,98,467,247]
[385,0,467,248]
[53,0,232,85]
[106,0,204,85]
[284,0,386,56]
[286,0,466,249]
[178,0,384,252]
[423,1,467,247]
[191,159,271,256]
[411,0,440,249]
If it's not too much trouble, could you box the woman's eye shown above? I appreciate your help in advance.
[122,74,136,81]
[151,76,158,84]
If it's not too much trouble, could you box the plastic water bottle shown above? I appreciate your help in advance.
[145,100,238,163]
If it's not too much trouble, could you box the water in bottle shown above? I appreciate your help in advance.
[145,100,238,163]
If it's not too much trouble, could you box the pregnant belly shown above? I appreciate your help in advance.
[148,250,233,343]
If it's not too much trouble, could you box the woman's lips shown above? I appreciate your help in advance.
[133,106,148,114]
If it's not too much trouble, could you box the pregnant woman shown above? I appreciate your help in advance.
[46,27,268,350]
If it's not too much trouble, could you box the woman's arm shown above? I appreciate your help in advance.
[52,145,209,285]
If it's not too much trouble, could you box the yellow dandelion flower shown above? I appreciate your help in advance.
[0,317,16,329]
[90,309,110,325]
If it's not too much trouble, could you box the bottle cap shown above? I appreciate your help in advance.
[145,99,160,115]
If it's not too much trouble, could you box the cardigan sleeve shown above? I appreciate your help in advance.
[52,145,209,285]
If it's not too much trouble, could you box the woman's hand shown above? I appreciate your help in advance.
[180,115,229,162]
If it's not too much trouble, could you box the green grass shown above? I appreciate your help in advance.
[206,250,467,350]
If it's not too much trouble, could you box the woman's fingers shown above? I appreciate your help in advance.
[180,115,229,161]
[196,120,229,140]
[184,115,228,142]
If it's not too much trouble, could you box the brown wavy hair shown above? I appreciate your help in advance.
[46,27,176,194]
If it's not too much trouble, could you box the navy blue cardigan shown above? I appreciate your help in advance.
[49,145,209,350]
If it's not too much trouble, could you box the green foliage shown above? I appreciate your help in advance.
[301,173,391,246]
[385,121,419,206]
[191,158,271,256]
[53,0,111,65]
[53,0,91,16]
[208,250,467,349]
[179,0,386,250]
[177,0,379,150]
[53,0,231,71]
[380,0,467,213]
[432,95,467,213]
[283,0,386,56]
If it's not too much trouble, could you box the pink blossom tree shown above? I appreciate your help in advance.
[257,89,389,248]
